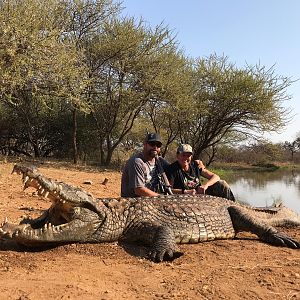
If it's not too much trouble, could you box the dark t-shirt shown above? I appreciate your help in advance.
[165,161,202,191]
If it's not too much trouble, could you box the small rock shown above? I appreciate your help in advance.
[102,178,109,185]
[83,180,93,185]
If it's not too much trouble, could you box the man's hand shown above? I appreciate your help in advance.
[197,185,208,194]
[184,189,196,195]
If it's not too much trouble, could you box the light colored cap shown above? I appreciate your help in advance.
[177,144,193,154]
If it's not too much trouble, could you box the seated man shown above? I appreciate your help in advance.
[165,144,235,201]
[121,133,169,197]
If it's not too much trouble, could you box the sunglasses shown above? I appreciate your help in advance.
[147,141,162,147]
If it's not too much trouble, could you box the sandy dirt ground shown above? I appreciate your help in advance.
[0,161,299,300]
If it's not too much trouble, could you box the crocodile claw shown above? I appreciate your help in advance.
[263,231,300,249]
[149,247,176,262]
[273,232,300,248]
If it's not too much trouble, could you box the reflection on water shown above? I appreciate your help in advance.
[225,169,300,214]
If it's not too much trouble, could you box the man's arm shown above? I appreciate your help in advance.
[197,166,220,193]
[134,187,160,197]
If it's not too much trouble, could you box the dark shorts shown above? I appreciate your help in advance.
[206,180,235,201]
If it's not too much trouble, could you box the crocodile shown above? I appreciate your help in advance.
[0,164,299,262]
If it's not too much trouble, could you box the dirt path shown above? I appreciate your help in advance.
[0,162,299,300]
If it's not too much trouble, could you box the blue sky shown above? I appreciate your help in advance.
[121,0,300,143]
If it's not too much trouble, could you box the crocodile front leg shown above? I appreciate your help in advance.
[149,226,177,262]
[123,223,177,262]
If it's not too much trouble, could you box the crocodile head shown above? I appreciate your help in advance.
[0,164,107,246]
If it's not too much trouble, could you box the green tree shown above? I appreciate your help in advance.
[86,18,187,165]
[0,95,72,157]
[0,0,88,157]
[61,0,121,163]
[0,0,119,159]
[180,54,293,159]
[283,138,300,161]
[0,0,87,103]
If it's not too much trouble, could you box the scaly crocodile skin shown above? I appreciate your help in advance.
[0,164,299,262]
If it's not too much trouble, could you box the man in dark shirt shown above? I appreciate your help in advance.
[166,144,235,201]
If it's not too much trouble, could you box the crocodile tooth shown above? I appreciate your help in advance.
[24,175,29,183]
[62,200,66,204]
[57,225,63,232]
[44,191,49,198]
[1,217,8,226]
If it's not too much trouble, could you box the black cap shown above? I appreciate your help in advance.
[145,133,162,146]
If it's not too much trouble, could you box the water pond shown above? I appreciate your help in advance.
[225,169,300,214]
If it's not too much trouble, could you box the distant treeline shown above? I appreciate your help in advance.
[213,139,300,166]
